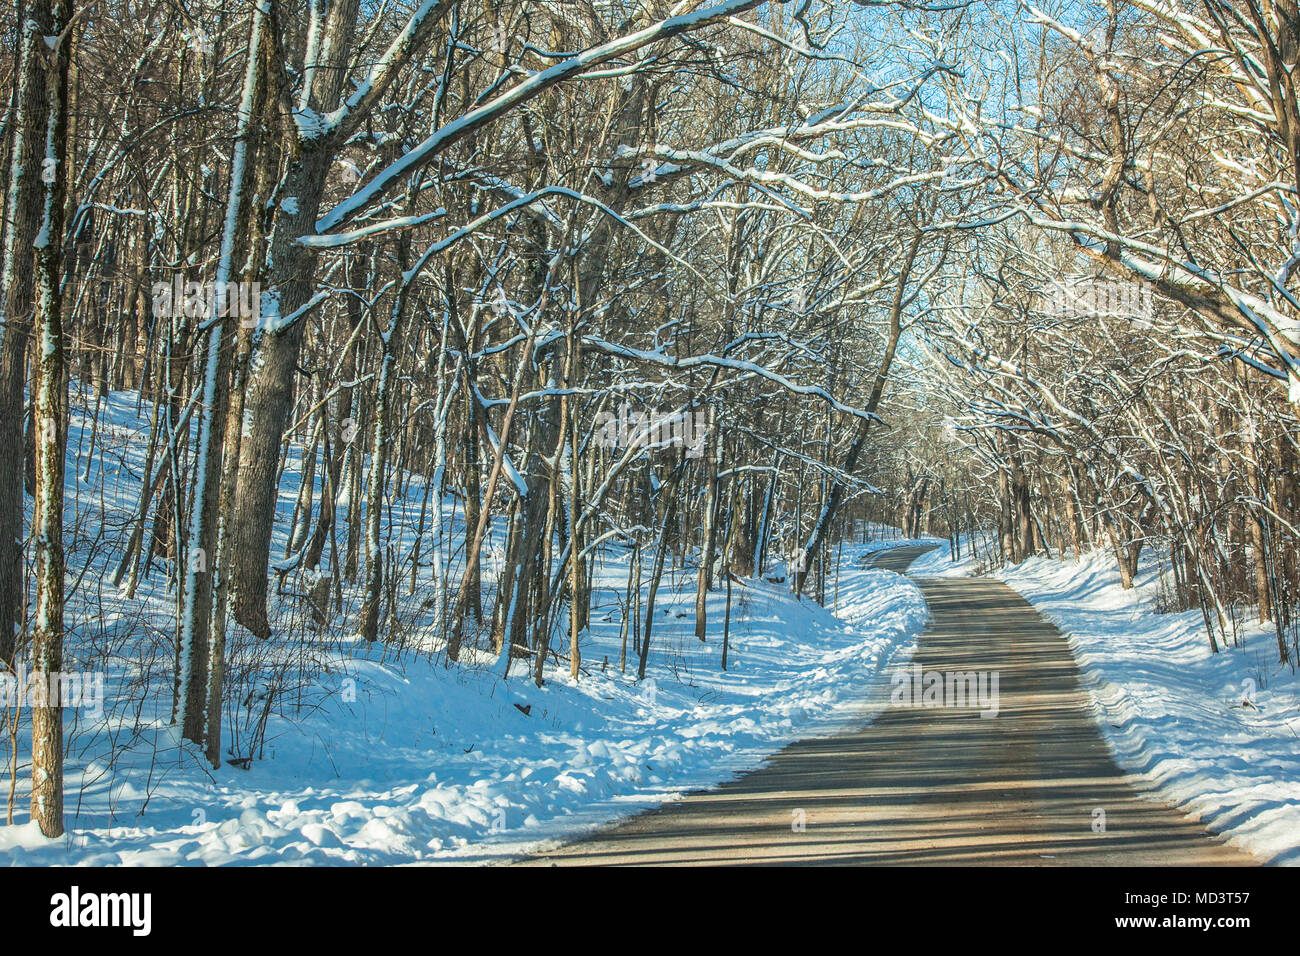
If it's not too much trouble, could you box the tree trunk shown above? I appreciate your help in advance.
[174,6,265,754]
[0,0,47,665]
[30,0,74,838]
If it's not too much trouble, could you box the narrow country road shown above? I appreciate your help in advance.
[520,546,1254,865]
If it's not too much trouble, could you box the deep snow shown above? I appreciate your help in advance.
[0,389,929,865]
[7,382,1295,867]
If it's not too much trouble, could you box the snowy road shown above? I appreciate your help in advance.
[520,547,1255,865]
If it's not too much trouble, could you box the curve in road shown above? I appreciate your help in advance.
[520,546,1254,865]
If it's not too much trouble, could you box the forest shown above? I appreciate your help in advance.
[0,0,1296,853]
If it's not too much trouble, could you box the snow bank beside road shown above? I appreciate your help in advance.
[3,528,926,865]
[997,550,1300,865]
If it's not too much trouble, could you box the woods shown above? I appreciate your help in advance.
[0,0,1297,846]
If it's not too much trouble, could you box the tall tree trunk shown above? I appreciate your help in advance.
[0,0,49,664]
[226,151,332,639]
[30,0,73,838]
[175,6,266,754]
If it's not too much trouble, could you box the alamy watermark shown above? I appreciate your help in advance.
[1043,279,1155,328]
[152,278,262,327]
[1,664,105,718]
[889,664,999,717]
[50,886,151,936]
[595,405,710,458]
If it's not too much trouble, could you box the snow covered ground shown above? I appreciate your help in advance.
[1,389,928,865]
[9,383,1294,867]
[917,535,1300,865]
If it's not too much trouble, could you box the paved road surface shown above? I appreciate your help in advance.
[520,546,1253,865]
